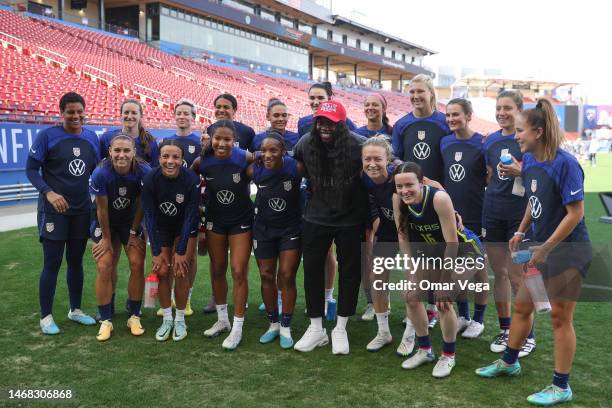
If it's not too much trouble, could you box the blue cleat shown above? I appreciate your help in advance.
[527,385,572,406]
[475,359,521,378]
[67,309,96,326]
[280,334,294,349]
[259,324,280,344]
[40,315,60,335]
[258,303,266,312]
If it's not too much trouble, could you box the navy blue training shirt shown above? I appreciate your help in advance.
[483,130,527,221]
[199,147,253,225]
[100,129,159,166]
[297,114,357,137]
[251,129,300,152]
[252,156,302,228]
[162,133,201,167]
[89,161,151,227]
[27,125,101,215]
[207,120,255,151]
[440,132,487,228]
[141,166,200,256]
[391,111,449,183]
[361,164,397,242]
[354,125,391,139]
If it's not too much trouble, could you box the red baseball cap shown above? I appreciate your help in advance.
[314,100,347,123]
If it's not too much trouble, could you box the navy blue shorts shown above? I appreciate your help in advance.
[89,218,142,246]
[204,213,253,236]
[253,222,301,259]
[38,211,90,241]
[482,215,522,242]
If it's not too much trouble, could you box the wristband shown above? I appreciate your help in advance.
[513,231,525,237]
[129,229,137,236]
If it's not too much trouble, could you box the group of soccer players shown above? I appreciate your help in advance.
[27,74,591,405]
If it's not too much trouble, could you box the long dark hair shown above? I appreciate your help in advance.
[392,161,424,236]
[121,99,155,157]
[201,119,236,158]
[309,81,333,98]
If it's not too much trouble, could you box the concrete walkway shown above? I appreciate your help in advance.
[0,203,37,232]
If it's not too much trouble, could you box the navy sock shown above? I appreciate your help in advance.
[528,326,535,339]
[442,341,456,356]
[499,316,511,331]
[127,299,142,317]
[473,303,487,324]
[502,346,520,365]
[111,293,116,315]
[417,335,432,350]
[39,239,65,317]
[553,371,570,390]
[65,239,87,311]
[281,313,293,328]
[267,309,279,324]
[457,301,470,320]
[98,303,112,321]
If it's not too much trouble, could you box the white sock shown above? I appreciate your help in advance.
[175,309,185,322]
[376,312,390,333]
[216,304,229,322]
[335,315,348,331]
[310,317,323,330]
[269,322,280,331]
[162,307,172,321]
[171,288,175,303]
[325,288,334,301]
[188,287,193,301]
[280,325,291,338]
[232,316,244,332]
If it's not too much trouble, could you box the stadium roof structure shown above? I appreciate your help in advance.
[453,75,579,92]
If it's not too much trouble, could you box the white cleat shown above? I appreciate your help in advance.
[518,338,536,358]
[294,325,329,352]
[331,328,349,355]
[361,303,375,321]
[396,322,415,357]
[462,320,485,339]
[204,320,231,338]
[222,329,242,351]
[366,331,392,352]
[456,316,471,335]
[401,348,435,370]
[490,329,509,353]
[432,355,456,378]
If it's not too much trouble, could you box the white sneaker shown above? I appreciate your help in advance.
[361,303,375,321]
[222,329,242,350]
[204,320,231,337]
[396,323,415,357]
[401,348,435,369]
[432,355,456,378]
[331,328,349,355]
[366,331,392,352]
[490,329,509,353]
[518,337,536,358]
[294,325,329,352]
[462,320,485,339]
[456,316,471,335]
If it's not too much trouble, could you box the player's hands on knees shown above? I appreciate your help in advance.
[509,234,523,252]
[128,234,145,254]
[92,238,112,260]
[46,191,69,213]
[152,254,166,274]
[173,253,189,278]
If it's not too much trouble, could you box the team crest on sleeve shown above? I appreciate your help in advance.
[118,187,127,196]
[454,151,463,162]
[283,180,292,191]
[233,173,241,183]
[176,194,184,203]
[46,223,54,232]
[531,179,537,192]
[188,145,195,154]
[417,131,426,140]
[73,147,81,157]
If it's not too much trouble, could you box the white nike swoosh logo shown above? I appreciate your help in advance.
[240,225,250,229]
[290,237,299,240]
[30,149,37,154]
[258,185,267,188]
[205,177,214,181]
[570,189,582,195]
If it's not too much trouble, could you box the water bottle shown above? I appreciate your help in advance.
[500,153,513,166]
[326,299,337,321]
[524,266,551,313]
[143,274,159,309]
[277,290,283,314]
[511,249,533,264]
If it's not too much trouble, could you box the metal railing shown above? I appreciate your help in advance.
[0,183,37,203]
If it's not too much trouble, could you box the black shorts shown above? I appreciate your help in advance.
[90,220,132,245]
[38,211,90,241]
[253,222,301,259]
[482,215,522,242]
[204,213,253,236]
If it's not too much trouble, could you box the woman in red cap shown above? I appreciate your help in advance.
[292,100,369,355]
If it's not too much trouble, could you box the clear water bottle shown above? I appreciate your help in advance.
[511,249,533,264]
[500,153,513,166]
[277,290,283,314]
[524,266,551,314]
[326,299,337,321]
[143,273,159,309]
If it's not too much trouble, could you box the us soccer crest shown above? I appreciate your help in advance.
[233,173,241,183]
[176,193,184,203]
[46,223,54,232]
[455,151,463,162]
[118,187,127,196]
[73,147,81,157]
[417,130,426,140]
[283,180,292,191]
[531,179,537,193]
[501,148,509,156]
[188,145,195,154]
